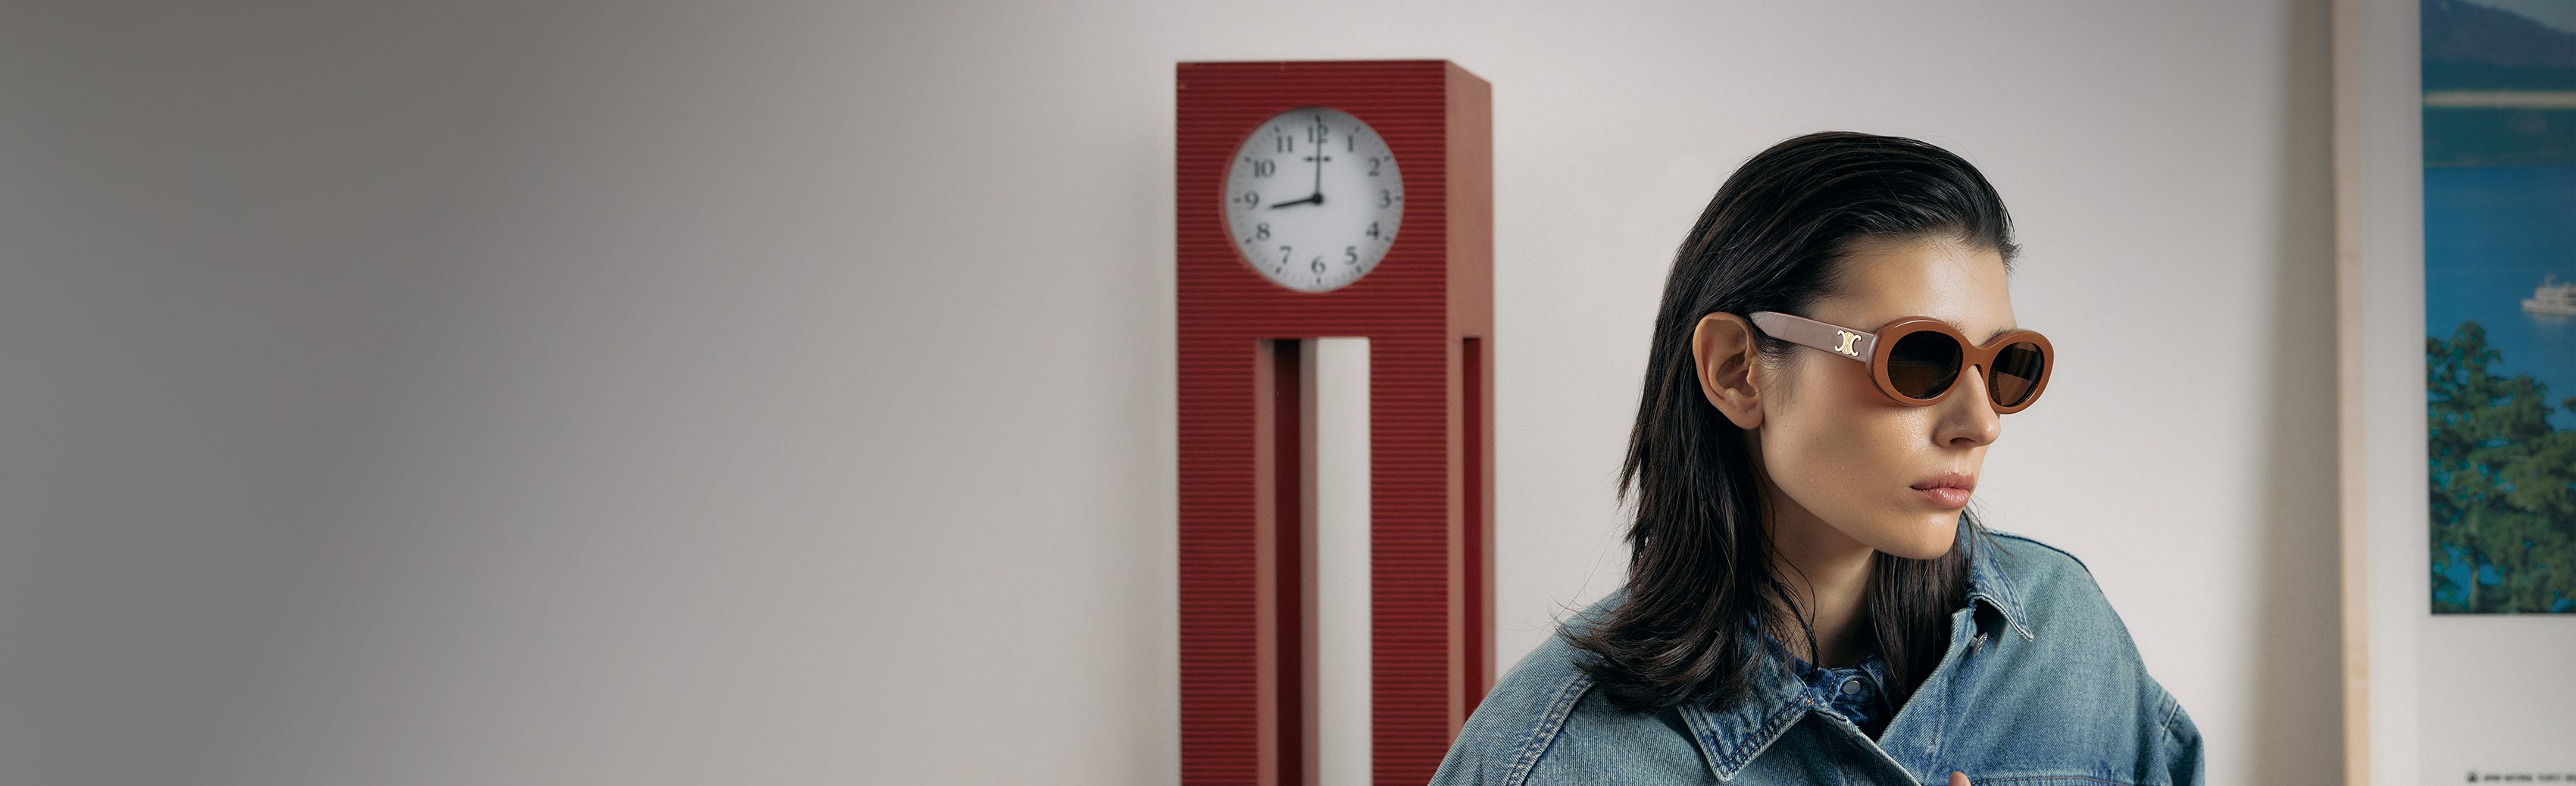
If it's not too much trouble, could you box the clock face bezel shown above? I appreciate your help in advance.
[1221,105,1404,293]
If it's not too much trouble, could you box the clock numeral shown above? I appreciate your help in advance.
[1379,189,1394,208]
[1245,156,1275,178]
[1368,157,1380,177]
[1311,255,1327,274]
[1254,222,1270,241]
[1344,246,1357,265]
[1365,221,1380,239]
[1236,190,1260,208]
[1306,121,1329,147]
[1279,245,1293,264]
[1275,135,1293,153]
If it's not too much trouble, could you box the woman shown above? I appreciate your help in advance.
[1427,132,2202,785]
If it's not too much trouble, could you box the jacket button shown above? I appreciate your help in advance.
[1838,677,1864,696]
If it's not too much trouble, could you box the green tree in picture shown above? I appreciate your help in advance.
[2427,321,2576,613]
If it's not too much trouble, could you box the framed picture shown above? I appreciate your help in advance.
[2334,0,2576,782]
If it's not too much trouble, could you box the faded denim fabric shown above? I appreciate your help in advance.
[1426,528,2203,785]
[1788,647,1894,741]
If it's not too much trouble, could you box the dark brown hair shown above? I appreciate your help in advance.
[1567,130,2018,712]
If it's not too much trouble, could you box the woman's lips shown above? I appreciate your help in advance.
[1910,473,1974,509]
[1912,486,1971,508]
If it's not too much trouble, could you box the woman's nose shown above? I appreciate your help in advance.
[1940,365,2004,446]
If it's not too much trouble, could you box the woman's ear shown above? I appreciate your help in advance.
[1691,313,1765,430]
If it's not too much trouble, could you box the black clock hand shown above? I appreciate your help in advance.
[1306,117,1332,201]
[1270,193,1321,208]
[1309,123,1326,196]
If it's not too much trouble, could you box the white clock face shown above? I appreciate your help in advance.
[1223,107,1402,293]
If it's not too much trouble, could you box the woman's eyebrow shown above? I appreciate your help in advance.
[1983,324,2020,342]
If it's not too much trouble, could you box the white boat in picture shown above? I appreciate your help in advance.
[2525,274,2576,316]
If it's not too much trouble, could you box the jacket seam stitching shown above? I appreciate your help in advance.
[1712,701,1810,777]
[1502,672,1592,786]
[2153,685,2184,786]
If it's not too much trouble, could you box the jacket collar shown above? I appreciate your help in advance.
[1677,521,2033,781]
[1963,527,2036,643]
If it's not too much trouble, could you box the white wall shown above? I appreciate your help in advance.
[0,1,2339,784]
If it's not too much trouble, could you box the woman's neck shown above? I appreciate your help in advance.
[1763,503,1877,669]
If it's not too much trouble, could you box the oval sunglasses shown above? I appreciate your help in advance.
[1746,311,2055,414]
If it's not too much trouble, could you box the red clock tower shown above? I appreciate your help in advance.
[1174,60,1494,785]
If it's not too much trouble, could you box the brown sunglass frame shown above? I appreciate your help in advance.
[1745,311,2055,414]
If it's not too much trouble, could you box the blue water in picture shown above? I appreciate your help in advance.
[2423,163,2576,431]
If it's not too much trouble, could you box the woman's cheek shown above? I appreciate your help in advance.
[1799,426,1884,518]
[1837,420,1918,521]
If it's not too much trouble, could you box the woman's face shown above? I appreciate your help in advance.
[1706,236,2017,561]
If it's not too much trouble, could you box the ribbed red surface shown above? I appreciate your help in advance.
[1177,61,1493,786]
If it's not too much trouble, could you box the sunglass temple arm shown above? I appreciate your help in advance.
[1745,311,1877,362]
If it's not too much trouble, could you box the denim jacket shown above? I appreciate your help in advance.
[1427,529,2203,785]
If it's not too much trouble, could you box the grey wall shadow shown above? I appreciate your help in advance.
[2250,0,2346,781]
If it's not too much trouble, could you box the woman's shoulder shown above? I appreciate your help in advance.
[1430,590,1703,784]
[1972,528,2181,711]
[1977,528,2127,637]
[1965,529,2204,780]
[1452,592,1620,734]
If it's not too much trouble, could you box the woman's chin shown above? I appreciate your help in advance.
[1875,521,1959,560]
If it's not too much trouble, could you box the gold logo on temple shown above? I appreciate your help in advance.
[1834,330,1863,357]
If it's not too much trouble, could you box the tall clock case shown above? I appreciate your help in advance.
[1174,59,1493,786]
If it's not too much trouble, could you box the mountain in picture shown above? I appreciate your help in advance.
[2422,0,2576,166]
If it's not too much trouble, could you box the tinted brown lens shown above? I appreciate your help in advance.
[1989,342,2046,406]
[1885,330,1962,399]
